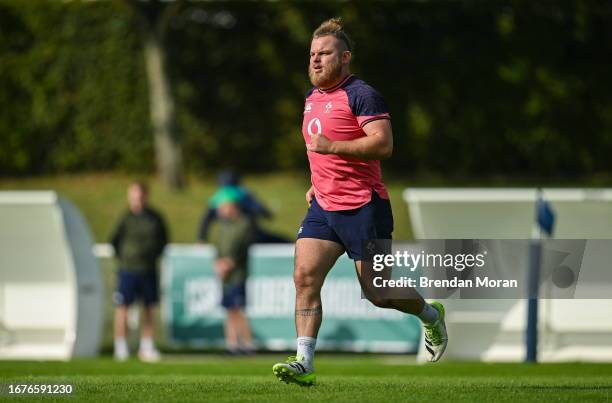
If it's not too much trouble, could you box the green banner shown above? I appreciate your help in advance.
[162,244,420,352]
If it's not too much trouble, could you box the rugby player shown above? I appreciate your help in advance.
[272,18,448,386]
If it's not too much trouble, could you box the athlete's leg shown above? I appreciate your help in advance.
[141,304,155,340]
[235,310,254,352]
[113,270,134,361]
[355,260,448,361]
[138,304,161,361]
[113,306,129,361]
[294,238,344,337]
[273,237,344,385]
[114,305,128,338]
[224,308,240,353]
[137,269,161,361]
[354,260,425,314]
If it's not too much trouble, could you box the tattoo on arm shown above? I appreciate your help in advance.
[295,306,322,316]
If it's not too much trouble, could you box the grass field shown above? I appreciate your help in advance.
[3,173,612,402]
[2,172,611,243]
[0,172,415,242]
[1,356,611,402]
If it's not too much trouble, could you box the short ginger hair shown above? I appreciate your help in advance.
[129,180,149,194]
[313,17,353,52]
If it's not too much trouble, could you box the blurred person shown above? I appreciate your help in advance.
[210,186,256,355]
[110,181,168,362]
[272,18,447,386]
[197,170,289,244]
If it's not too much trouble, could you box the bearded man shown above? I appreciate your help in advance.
[272,18,448,386]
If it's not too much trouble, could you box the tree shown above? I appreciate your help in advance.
[129,0,184,190]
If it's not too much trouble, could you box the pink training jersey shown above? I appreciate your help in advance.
[303,74,391,211]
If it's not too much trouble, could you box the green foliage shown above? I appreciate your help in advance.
[0,0,150,174]
[1,1,611,177]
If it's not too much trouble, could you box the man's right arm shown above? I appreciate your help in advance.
[197,208,216,242]
[110,215,126,256]
[307,119,393,160]
[241,192,272,219]
[307,84,393,160]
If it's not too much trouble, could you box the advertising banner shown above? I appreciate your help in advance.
[162,244,421,352]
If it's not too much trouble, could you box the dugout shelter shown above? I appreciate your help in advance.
[0,191,103,360]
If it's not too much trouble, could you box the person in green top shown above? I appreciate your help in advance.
[110,181,168,362]
[210,186,256,355]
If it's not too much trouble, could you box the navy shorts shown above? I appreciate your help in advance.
[297,191,394,260]
[114,270,159,307]
[221,283,247,309]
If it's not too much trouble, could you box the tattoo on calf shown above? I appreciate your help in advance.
[295,306,323,316]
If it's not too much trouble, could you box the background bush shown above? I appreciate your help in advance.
[1,1,611,178]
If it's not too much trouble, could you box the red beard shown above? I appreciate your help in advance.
[309,58,343,88]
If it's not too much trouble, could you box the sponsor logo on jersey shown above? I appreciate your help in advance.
[307,118,322,137]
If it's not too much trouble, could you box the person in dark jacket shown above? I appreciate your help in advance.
[197,170,289,244]
[110,181,168,362]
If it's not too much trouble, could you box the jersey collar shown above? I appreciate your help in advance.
[317,74,354,94]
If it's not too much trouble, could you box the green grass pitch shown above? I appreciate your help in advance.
[1,355,611,402]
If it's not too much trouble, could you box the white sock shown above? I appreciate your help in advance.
[140,337,155,352]
[114,337,128,354]
[241,341,256,352]
[417,303,439,325]
[296,337,316,370]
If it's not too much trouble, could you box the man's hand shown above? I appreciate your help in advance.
[214,257,235,281]
[306,119,393,160]
[306,132,334,154]
[305,186,315,206]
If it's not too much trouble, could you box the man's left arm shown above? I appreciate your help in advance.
[156,213,169,257]
[307,119,393,160]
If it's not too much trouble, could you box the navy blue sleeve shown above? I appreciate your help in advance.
[345,80,390,127]
[305,87,315,99]
[198,208,217,241]
[240,191,272,219]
